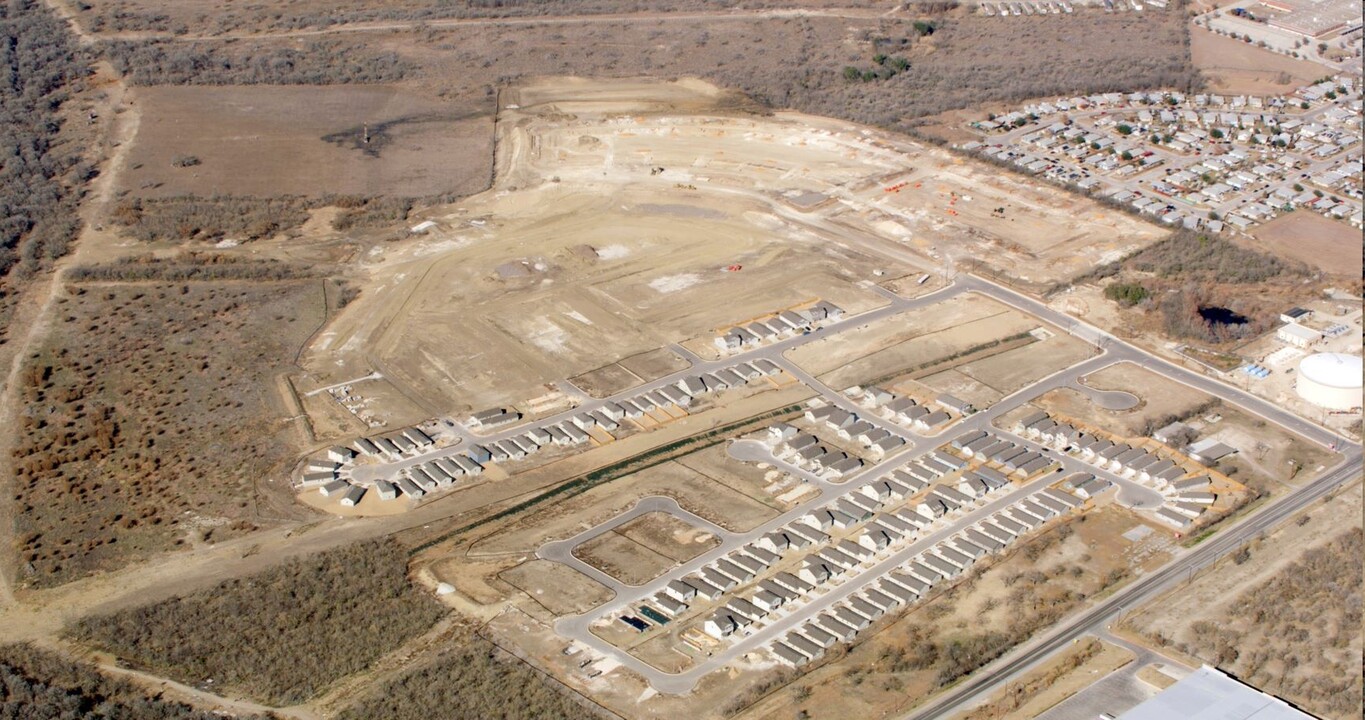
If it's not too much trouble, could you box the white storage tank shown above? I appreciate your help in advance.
[1296,353,1362,411]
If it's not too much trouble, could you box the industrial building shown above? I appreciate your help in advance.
[1117,665,1314,720]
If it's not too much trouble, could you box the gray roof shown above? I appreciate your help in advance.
[1117,665,1312,720]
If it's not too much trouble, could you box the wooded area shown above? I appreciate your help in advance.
[1150,528,1362,719]
[336,632,604,720]
[71,540,446,705]
[0,643,272,720]
[0,0,92,342]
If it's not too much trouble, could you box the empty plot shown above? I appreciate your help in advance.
[501,559,613,616]
[123,86,493,198]
[615,512,719,563]
[570,362,643,398]
[574,532,676,586]
[1191,28,1332,94]
[1251,212,1362,274]
[951,332,1092,395]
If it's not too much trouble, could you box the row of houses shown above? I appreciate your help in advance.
[676,358,785,397]
[806,396,949,449]
[851,385,973,430]
[352,426,436,462]
[1015,411,1218,529]
[949,428,1060,480]
[769,423,867,478]
[979,1,1076,17]
[467,407,521,431]
[715,301,845,353]
[764,486,1084,666]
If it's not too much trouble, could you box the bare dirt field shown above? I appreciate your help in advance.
[291,77,1168,429]
[1190,28,1332,94]
[8,276,321,588]
[1121,481,1363,720]
[1041,362,1217,438]
[1250,211,1363,273]
[787,294,1044,389]
[122,85,493,198]
[471,453,782,558]
[574,531,676,586]
[615,512,719,563]
[500,559,613,617]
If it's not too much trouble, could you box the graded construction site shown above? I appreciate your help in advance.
[299,78,1163,434]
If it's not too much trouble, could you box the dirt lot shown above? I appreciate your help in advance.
[616,512,719,563]
[8,278,320,588]
[574,531,676,586]
[1040,362,1216,438]
[470,447,784,559]
[946,331,1092,396]
[787,294,1043,389]
[1121,481,1363,720]
[1250,211,1363,274]
[1191,28,1332,94]
[294,76,1170,426]
[571,348,691,399]
[122,85,493,199]
[499,559,613,617]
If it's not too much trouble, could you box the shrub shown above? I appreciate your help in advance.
[71,539,446,705]
[337,634,603,720]
[0,0,92,338]
[0,643,270,720]
[1104,282,1149,307]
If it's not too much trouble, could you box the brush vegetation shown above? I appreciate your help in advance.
[0,643,273,720]
[71,539,446,706]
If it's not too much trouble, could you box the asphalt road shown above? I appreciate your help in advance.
[538,496,735,594]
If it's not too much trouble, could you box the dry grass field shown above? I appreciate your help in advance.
[8,273,321,588]
[1250,211,1363,273]
[499,559,613,617]
[1122,482,1363,720]
[1190,27,1331,94]
[574,531,677,586]
[122,86,493,198]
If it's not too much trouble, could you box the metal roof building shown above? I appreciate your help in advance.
[1118,665,1313,720]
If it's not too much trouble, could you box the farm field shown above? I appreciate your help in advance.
[122,86,493,199]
